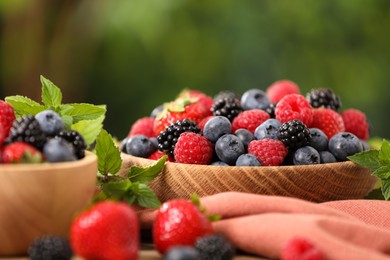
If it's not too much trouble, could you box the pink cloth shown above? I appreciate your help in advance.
[139,192,390,260]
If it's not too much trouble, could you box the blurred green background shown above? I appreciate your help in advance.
[1,0,389,139]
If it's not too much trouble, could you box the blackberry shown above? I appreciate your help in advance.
[306,88,341,111]
[28,235,73,260]
[157,119,201,157]
[213,90,240,102]
[278,119,311,150]
[195,234,235,260]
[8,115,47,150]
[57,130,87,159]
[211,97,243,122]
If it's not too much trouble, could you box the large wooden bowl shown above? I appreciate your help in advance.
[0,152,97,256]
[120,153,377,203]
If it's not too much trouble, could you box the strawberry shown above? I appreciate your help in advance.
[153,90,213,136]
[70,201,139,260]
[128,117,156,138]
[153,199,214,254]
[341,109,369,140]
[0,100,16,146]
[2,142,43,164]
[266,80,301,103]
[311,108,345,139]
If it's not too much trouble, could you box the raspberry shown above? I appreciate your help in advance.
[341,109,369,140]
[0,100,16,146]
[174,132,213,164]
[278,120,311,150]
[232,109,270,133]
[128,117,156,138]
[306,88,341,111]
[275,94,313,126]
[248,139,288,166]
[266,80,300,103]
[148,150,174,162]
[311,108,345,139]
[281,237,324,260]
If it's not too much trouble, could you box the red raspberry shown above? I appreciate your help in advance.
[275,94,313,126]
[248,139,288,166]
[232,109,270,133]
[281,237,324,260]
[266,80,301,103]
[128,117,156,138]
[0,100,16,146]
[198,116,215,131]
[2,142,43,163]
[174,132,213,165]
[148,150,174,162]
[341,109,369,140]
[311,108,345,139]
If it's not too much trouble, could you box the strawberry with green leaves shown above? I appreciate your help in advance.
[2,142,43,164]
[153,196,216,254]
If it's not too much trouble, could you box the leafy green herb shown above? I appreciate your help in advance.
[41,75,62,108]
[95,129,122,176]
[348,139,390,200]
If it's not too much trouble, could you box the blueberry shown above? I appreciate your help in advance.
[211,161,229,166]
[150,104,164,118]
[203,116,232,143]
[241,89,271,110]
[43,138,77,162]
[360,140,371,151]
[125,135,156,158]
[308,128,328,151]
[35,110,64,136]
[215,134,245,165]
[234,129,255,149]
[293,146,320,165]
[164,246,200,260]
[150,137,158,149]
[254,119,281,140]
[319,151,337,164]
[328,132,363,161]
[236,154,261,166]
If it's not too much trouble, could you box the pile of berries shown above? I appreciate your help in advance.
[0,100,87,163]
[122,83,370,166]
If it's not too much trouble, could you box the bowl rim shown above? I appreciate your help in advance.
[0,151,97,172]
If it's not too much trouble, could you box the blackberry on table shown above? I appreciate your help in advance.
[213,90,240,102]
[28,235,73,260]
[8,115,47,150]
[56,130,87,159]
[157,119,201,157]
[278,119,311,150]
[211,97,243,122]
[306,88,341,111]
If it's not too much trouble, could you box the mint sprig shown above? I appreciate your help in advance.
[348,139,390,200]
[94,130,165,208]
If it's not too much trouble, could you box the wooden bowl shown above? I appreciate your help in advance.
[0,151,97,256]
[120,153,377,203]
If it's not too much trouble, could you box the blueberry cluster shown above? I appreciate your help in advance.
[7,110,87,162]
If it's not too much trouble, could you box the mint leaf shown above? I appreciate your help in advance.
[95,129,122,176]
[61,115,73,130]
[134,183,161,208]
[379,140,390,166]
[101,180,132,198]
[64,103,106,124]
[5,95,45,117]
[348,150,380,171]
[72,116,104,145]
[381,179,390,200]
[40,75,62,108]
[128,156,166,184]
[373,166,390,179]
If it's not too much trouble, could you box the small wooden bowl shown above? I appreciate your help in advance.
[0,152,97,256]
[120,153,377,203]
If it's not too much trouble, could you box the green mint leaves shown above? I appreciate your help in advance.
[95,129,165,208]
[41,76,62,107]
[348,139,390,200]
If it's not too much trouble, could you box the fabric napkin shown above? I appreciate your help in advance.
[138,192,390,260]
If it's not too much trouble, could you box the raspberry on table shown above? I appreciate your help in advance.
[266,80,300,104]
[128,117,156,138]
[248,138,288,166]
[275,94,313,127]
[341,109,369,140]
[278,120,311,150]
[311,108,345,139]
[232,109,270,133]
[281,237,324,260]
[174,132,213,164]
[306,88,341,111]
